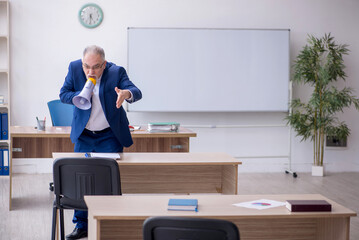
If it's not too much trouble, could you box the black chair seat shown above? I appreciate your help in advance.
[54,198,87,211]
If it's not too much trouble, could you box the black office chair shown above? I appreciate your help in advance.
[143,216,240,240]
[51,157,122,240]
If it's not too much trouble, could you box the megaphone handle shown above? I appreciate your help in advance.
[88,77,96,85]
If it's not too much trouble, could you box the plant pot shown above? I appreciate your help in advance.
[312,165,324,176]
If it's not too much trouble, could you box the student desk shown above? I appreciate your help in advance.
[52,152,241,195]
[84,194,356,240]
[9,126,196,210]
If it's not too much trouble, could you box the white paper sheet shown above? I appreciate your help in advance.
[233,199,286,210]
[89,152,121,159]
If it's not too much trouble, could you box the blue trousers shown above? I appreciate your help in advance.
[73,128,123,230]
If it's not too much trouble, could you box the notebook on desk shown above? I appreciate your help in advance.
[85,152,121,160]
[168,198,198,212]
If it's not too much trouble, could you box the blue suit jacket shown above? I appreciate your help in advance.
[59,59,142,147]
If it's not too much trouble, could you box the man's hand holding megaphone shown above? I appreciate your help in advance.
[115,87,132,109]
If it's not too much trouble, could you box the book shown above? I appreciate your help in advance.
[148,122,180,132]
[168,198,198,212]
[286,200,332,212]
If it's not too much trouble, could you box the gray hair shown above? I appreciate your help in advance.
[83,45,105,61]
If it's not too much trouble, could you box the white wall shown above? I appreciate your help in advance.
[9,0,359,173]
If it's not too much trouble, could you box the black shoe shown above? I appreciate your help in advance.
[66,228,88,239]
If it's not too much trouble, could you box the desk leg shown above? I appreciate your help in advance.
[317,217,351,240]
[56,210,59,240]
[88,208,100,240]
[221,165,238,194]
[96,221,100,240]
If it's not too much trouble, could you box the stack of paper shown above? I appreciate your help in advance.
[148,122,180,132]
[87,152,121,160]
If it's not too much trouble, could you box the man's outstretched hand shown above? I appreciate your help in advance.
[115,87,131,108]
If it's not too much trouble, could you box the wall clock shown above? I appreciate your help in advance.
[78,3,103,28]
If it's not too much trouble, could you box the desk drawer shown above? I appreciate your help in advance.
[12,137,74,158]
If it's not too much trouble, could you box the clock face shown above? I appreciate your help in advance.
[79,3,103,28]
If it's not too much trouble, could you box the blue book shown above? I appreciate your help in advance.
[168,198,198,212]
[0,149,3,175]
[3,148,9,175]
[1,113,8,140]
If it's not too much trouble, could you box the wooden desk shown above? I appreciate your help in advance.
[9,126,196,210]
[85,194,357,240]
[52,152,240,194]
[11,126,197,158]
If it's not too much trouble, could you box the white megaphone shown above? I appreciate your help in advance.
[72,77,96,110]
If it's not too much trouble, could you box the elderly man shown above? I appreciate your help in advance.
[60,45,142,239]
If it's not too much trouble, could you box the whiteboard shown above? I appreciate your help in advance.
[127,28,290,112]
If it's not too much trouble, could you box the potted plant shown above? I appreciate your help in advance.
[286,33,359,176]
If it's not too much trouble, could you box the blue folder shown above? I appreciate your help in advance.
[0,149,3,175]
[1,113,8,140]
[3,148,9,175]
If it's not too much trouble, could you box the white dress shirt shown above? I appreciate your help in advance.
[85,76,110,131]
[85,76,134,131]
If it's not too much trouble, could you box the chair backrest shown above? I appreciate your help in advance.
[53,157,121,210]
[47,99,74,126]
[143,216,240,240]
